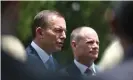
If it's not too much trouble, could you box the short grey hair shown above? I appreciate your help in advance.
[70,26,92,43]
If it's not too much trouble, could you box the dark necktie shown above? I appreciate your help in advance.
[84,68,93,76]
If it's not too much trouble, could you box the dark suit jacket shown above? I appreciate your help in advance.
[1,50,45,80]
[1,50,83,80]
[87,45,133,80]
[25,45,60,73]
[60,62,100,79]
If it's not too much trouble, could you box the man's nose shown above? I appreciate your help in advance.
[60,31,66,39]
[92,42,99,49]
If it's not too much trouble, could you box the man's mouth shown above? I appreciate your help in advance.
[57,42,64,47]
[90,51,98,54]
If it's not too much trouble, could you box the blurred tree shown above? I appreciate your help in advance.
[17,1,110,65]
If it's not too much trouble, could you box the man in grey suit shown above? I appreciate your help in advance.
[87,1,133,80]
[61,26,100,78]
[26,10,67,73]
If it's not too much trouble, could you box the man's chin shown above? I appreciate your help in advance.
[91,55,98,60]
[55,47,62,51]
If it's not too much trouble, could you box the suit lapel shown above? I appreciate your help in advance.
[26,45,38,57]
[66,62,81,77]
[26,45,46,69]
[26,45,60,71]
[52,58,60,71]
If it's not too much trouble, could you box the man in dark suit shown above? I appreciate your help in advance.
[61,26,100,78]
[1,2,82,80]
[87,1,133,80]
[26,10,66,72]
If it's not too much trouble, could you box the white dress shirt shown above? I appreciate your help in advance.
[74,59,96,75]
[31,41,52,69]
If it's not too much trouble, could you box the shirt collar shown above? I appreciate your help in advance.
[31,41,51,63]
[74,59,96,75]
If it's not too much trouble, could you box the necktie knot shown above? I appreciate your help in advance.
[84,68,93,76]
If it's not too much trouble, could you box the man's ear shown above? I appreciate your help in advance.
[71,40,77,49]
[36,27,44,38]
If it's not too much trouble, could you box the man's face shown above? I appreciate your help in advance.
[75,30,99,61]
[41,15,66,52]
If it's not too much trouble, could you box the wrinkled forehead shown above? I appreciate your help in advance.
[47,15,66,29]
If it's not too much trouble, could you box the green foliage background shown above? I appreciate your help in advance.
[17,1,111,65]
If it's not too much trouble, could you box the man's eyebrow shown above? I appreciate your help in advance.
[55,26,67,32]
[85,39,93,42]
[86,39,93,41]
